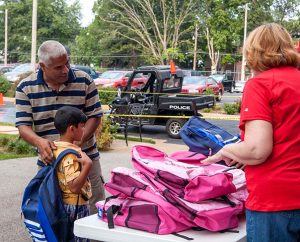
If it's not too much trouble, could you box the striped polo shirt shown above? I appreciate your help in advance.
[15,68,102,165]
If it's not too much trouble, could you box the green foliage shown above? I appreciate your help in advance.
[220,54,238,65]
[98,87,117,105]
[234,98,242,113]
[212,105,223,111]
[7,138,35,154]
[0,76,11,94]
[0,136,10,146]
[202,108,212,113]
[96,116,118,151]
[162,48,185,63]
[0,134,36,156]
[0,0,81,63]
[83,0,197,65]
[0,0,299,70]
[223,103,240,115]
[203,89,215,95]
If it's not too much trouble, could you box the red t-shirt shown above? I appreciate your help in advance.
[239,66,300,211]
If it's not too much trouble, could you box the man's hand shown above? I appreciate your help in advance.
[37,138,56,165]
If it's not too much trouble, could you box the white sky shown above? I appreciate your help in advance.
[66,0,96,27]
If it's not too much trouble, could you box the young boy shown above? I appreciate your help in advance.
[54,106,93,242]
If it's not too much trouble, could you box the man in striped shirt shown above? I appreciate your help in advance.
[15,40,104,214]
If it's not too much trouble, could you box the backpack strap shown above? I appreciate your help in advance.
[171,232,194,240]
[102,195,121,229]
[53,148,81,220]
[52,148,80,169]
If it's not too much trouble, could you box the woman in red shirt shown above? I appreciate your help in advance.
[203,23,300,242]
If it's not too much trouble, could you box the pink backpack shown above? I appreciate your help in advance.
[99,166,246,232]
[132,145,247,203]
[96,195,190,235]
[169,150,207,165]
[96,145,248,234]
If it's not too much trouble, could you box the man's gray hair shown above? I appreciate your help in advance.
[38,40,67,65]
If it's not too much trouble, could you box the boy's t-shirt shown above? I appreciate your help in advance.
[53,141,92,206]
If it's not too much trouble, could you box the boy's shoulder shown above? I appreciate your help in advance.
[53,141,81,156]
[53,141,81,166]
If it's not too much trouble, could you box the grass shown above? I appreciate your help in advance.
[0,152,36,160]
[0,133,36,160]
[0,122,14,126]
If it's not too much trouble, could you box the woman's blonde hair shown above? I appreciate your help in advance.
[244,23,300,72]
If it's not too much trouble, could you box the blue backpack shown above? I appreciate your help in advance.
[180,116,240,156]
[21,149,80,242]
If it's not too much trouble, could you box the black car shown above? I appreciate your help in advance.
[209,74,235,93]
[71,64,99,79]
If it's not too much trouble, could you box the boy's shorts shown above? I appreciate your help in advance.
[64,204,90,242]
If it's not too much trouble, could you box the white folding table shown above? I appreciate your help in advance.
[74,214,247,242]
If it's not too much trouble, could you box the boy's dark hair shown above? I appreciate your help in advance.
[54,106,87,134]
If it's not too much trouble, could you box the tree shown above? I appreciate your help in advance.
[0,0,81,63]
[205,27,219,73]
[272,0,299,23]
[96,0,196,64]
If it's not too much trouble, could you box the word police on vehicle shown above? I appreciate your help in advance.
[169,105,191,110]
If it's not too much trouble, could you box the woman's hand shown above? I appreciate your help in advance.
[202,149,245,169]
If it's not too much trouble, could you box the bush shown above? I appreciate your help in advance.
[203,89,215,95]
[202,108,212,113]
[223,103,239,115]
[98,87,117,105]
[212,105,223,111]
[6,137,36,154]
[234,98,242,113]
[2,71,33,97]
[0,75,11,94]
[96,116,119,151]
[0,136,10,146]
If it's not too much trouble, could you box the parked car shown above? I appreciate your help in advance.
[4,63,33,83]
[182,69,202,77]
[94,70,147,90]
[181,76,224,101]
[0,66,14,74]
[209,74,235,93]
[233,80,246,93]
[71,64,99,79]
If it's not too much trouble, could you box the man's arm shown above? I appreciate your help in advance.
[18,125,56,165]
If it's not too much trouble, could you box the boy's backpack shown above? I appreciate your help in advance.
[179,116,240,156]
[21,149,80,242]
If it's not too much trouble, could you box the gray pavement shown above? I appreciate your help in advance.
[0,139,188,242]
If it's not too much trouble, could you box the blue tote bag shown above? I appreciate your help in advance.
[180,116,240,156]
